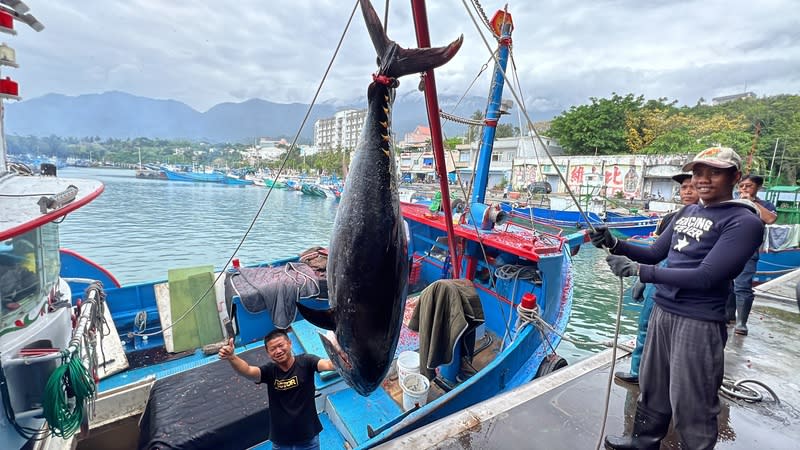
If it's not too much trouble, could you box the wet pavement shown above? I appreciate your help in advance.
[383,305,800,449]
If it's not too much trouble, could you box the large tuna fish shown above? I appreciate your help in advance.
[296,0,462,396]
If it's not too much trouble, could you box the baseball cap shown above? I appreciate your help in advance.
[671,173,692,183]
[681,146,742,172]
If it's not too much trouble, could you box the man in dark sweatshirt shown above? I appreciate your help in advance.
[591,147,764,450]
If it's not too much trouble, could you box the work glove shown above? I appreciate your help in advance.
[631,280,646,302]
[589,226,618,250]
[606,255,639,278]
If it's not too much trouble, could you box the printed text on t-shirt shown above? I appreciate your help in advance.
[673,216,713,240]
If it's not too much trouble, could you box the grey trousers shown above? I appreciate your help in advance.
[639,304,727,450]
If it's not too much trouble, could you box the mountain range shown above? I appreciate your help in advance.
[3,90,529,143]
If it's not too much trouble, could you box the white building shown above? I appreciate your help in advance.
[314,109,367,152]
[512,153,694,203]
[456,135,565,189]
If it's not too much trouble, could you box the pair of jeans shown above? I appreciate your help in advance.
[272,435,320,450]
[629,283,656,377]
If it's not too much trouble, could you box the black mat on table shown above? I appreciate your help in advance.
[138,347,271,450]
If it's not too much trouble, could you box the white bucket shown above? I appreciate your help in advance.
[400,373,430,411]
[396,351,420,385]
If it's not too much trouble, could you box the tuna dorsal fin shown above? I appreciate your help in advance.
[296,302,337,331]
[360,0,463,79]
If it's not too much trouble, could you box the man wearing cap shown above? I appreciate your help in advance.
[614,172,699,385]
[590,147,764,449]
[726,174,777,335]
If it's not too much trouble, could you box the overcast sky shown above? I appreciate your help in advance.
[7,0,800,118]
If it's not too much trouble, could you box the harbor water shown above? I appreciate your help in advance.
[57,167,637,363]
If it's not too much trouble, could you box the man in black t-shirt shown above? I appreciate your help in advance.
[219,329,334,449]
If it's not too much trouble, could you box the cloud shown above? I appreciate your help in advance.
[7,0,799,116]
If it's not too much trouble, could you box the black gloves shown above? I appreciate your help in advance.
[631,280,646,302]
[606,255,639,277]
[589,226,618,250]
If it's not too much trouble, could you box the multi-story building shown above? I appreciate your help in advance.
[456,135,565,189]
[314,109,367,152]
[711,92,756,105]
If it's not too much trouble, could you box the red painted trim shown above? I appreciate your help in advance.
[474,282,514,306]
[0,184,105,241]
[403,203,568,261]
[60,248,121,288]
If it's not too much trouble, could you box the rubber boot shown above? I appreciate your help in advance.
[614,371,639,384]
[734,298,752,335]
[604,404,670,450]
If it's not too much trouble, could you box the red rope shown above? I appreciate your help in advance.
[372,73,395,86]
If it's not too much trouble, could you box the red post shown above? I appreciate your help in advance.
[409,0,460,278]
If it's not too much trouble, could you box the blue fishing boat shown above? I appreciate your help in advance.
[222,173,255,186]
[160,165,226,183]
[18,2,586,449]
[501,203,660,238]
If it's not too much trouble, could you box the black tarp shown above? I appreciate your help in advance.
[138,348,271,450]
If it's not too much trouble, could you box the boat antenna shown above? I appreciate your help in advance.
[459,0,596,233]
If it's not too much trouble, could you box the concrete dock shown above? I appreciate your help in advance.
[381,303,800,449]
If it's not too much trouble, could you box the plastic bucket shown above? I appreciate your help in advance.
[400,373,430,411]
[396,351,420,385]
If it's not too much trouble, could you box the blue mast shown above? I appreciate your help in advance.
[471,17,513,205]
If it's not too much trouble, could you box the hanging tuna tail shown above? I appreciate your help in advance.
[360,0,463,80]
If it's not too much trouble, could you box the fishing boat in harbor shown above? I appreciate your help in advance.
[1,6,111,449]
[50,1,588,448]
[501,202,660,238]
[755,184,800,283]
[160,165,226,183]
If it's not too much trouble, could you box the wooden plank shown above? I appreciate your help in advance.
[189,272,223,346]
[167,265,214,352]
[95,302,129,379]
[154,282,174,352]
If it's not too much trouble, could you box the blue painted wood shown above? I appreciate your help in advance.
[292,319,326,356]
[248,413,345,450]
[329,388,403,445]
[319,412,348,449]
[291,319,341,386]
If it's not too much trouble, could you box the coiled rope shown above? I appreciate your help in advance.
[720,378,780,403]
[42,350,96,438]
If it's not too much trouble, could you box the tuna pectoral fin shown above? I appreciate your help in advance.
[296,302,337,331]
[319,331,352,371]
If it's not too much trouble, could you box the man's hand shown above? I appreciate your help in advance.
[631,280,646,302]
[318,359,336,372]
[589,227,618,250]
[218,337,235,360]
[606,255,639,277]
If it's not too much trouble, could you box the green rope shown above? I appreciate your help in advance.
[42,349,96,438]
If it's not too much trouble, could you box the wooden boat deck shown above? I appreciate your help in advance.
[383,304,800,449]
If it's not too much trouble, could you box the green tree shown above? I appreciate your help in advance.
[549,93,646,155]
